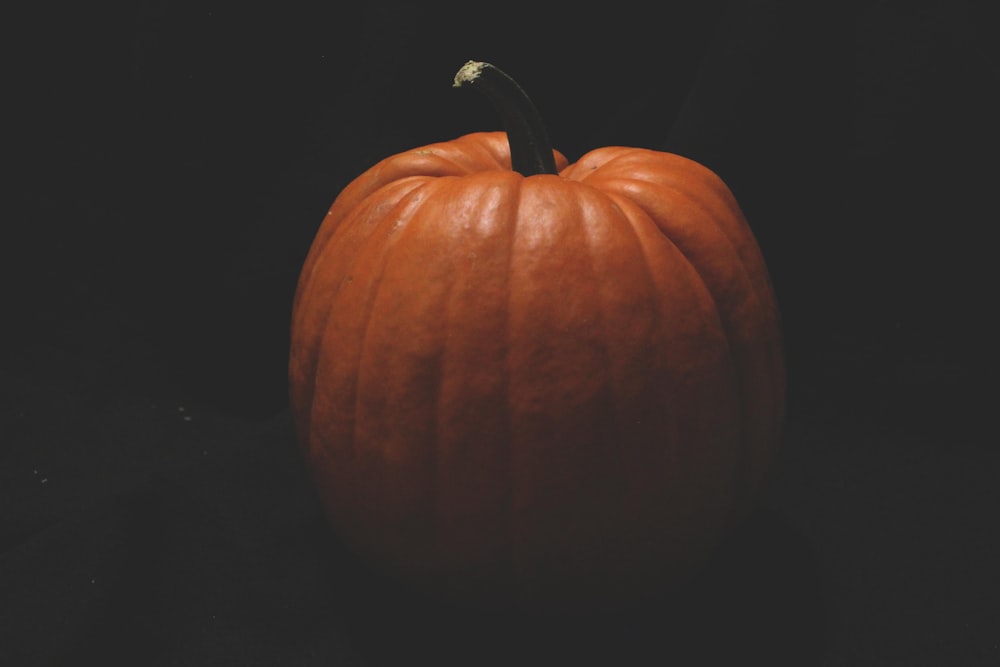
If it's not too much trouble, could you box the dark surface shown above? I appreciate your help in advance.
[4,1,998,664]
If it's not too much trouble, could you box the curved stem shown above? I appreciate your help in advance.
[453,60,558,176]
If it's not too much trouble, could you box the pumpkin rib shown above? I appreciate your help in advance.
[595,190,665,518]
[303,200,416,552]
[577,186,619,433]
[504,175,524,597]
[604,188,745,578]
[648,177,782,495]
[386,152,480,180]
[605,169,775,325]
[585,199,631,580]
[641,176,782,498]
[603,176,754,280]
[559,180,736,584]
[599,175,775,353]
[353,187,448,466]
[566,154,773,355]
[380,133,514,180]
[569,151,764,292]
[506,177,616,597]
[571,148,740,217]
[416,181,467,565]
[432,176,517,572]
[387,144,497,180]
[600,186,746,514]
[305,138,501,281]
[298,170,433,295]
[294,176,432,346]
[451,132,516,171]
[307,179,438,470]
[427,236,450,574]
[560,146,636,181]
[294,178,411,450]
[575,188,642,575]
[310,246,381,472]
[622,178,776,502]
[350,178,483,569]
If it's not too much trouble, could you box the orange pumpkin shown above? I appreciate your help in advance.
[289,61,784,611]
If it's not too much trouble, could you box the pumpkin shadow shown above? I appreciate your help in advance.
[335,506,825,666]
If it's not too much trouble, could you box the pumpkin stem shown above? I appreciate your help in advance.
[453,60,558,176]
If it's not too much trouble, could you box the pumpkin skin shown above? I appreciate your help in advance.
[289,130,784,611]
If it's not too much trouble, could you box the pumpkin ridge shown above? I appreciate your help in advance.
[457,132,516,172]
[596,186,666,442]
[430,202,489,566]
[429,176,524,595]
[298,170,438,295]
[352,180,454,464]
[601,185,745,501]
[650,179,783,495]
[302,195,419,544]
[428,264,449,572]
[295,177,432,342]
[561,146,637,182]
[391,140,501,177]
[602,175,768,325]
[631,180,773,502]
[601,166,766,290]
[309,179,439,467]
[583,150,737,209]
[575,189,631,564]
[504,175,524,597]
[617,175,783,500]
[292,178,421,449]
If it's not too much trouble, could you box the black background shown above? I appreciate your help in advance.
[3,1,997,664]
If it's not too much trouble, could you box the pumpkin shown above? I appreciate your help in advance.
[289,61,785,611]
